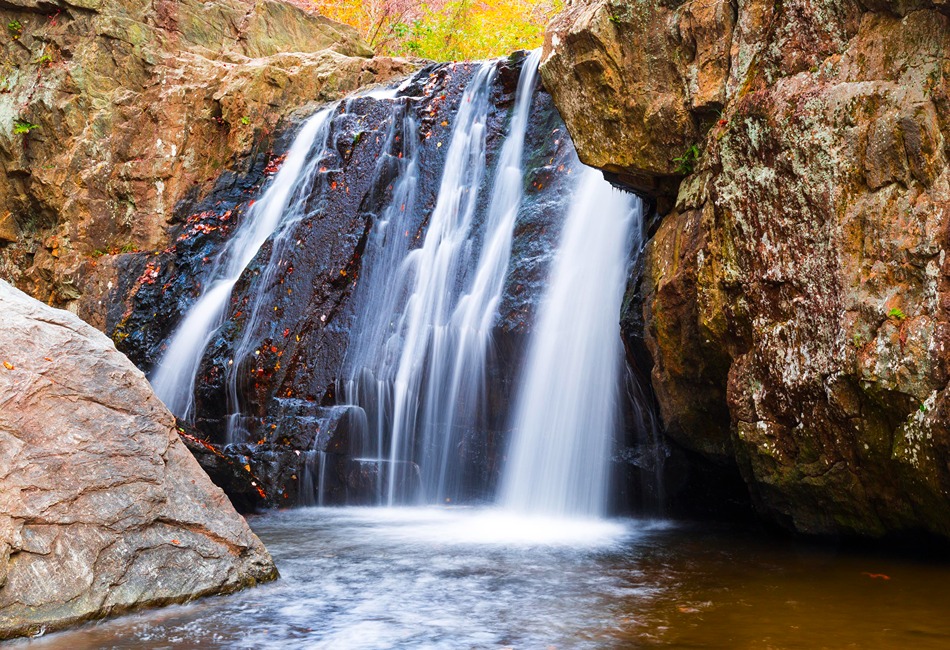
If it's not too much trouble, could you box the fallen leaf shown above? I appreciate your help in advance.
[863,572,891,580]
[2,361,13,370]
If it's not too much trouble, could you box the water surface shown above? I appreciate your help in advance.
[19,507,950,649]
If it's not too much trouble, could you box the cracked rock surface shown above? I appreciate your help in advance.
[0,279,277,640]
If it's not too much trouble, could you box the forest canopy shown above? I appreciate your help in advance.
[307,0,562,60]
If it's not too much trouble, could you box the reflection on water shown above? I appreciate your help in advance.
[16,507,950,649]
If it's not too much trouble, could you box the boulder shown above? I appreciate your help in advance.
[545,1,950,539]
[0,280,277,640]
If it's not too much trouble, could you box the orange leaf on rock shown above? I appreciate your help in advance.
[863,572,891,580]
[3,361,13,370]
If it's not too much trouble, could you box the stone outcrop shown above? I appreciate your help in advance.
[0,0,413,327]
[0,280,277,640]
[544,1,950,539]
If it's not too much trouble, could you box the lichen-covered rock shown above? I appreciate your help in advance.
[547,1,950,539]
[0,280,277,640]
[0,0,413,325]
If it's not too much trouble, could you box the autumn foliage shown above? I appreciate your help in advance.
[308,0,562,60]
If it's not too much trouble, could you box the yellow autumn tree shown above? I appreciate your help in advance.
[308,0,561,60]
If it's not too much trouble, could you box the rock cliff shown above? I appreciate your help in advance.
[0,0,412,327]
[0,280,277,640]
[544,0,950,539]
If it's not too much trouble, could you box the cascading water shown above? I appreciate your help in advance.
[145,52,654,515]
[499,168,641,518]
[150,106,337,420]
[341,51,542,505]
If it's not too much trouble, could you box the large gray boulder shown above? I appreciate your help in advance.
[0,280,277,640]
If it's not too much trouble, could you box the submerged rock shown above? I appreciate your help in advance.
[0,280,277,640]
[545,1,950,540]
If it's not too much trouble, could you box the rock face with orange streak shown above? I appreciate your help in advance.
[544,1,950,538]
[0,0,413,326]
[0,280,277,640]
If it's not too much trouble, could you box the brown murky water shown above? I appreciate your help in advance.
[14,507,950,649]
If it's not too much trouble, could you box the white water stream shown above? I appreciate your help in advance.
[500,168,640,517]
[342,52,543,505]
[150,106,337,420]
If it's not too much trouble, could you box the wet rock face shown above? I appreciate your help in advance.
[0,280,277,641]
[0,0,412,324]
[115,56,583,509]
[547,1,950,538]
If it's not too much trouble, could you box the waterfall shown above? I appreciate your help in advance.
[150,106,337,420]
[342,51,542,505]
[499,168,641,518]
[147,52,653,515]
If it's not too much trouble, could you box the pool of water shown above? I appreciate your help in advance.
[16,507,950,649]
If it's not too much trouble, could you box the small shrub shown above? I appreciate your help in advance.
[240,115,251,125]
[309,0,563,61]
[887,307,906,321]
[12,118,39,135]
[7,20,22,39]
[673,144,700,175]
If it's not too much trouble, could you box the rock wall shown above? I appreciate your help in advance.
[0,280,277,640]
[544,1,950,539]
[0,0,412,326]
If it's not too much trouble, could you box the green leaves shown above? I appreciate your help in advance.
[673,144,701,175]
[13,118,39,135]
